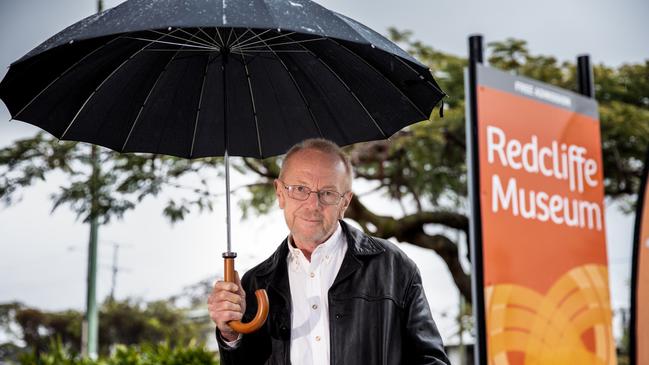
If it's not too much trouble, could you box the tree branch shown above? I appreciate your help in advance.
[405,230,471,301]
[242,158,280,179]
[345,196,471,300]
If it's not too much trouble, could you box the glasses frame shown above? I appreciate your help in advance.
[278,180,349,206]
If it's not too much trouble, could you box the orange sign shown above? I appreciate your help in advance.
[475,65,616,365]
[633,159,649,365]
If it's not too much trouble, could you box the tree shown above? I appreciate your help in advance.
[0,134,223,223]
[0,133,225,357]
[0,0,229,355]
[234,33,649,303]
[0,299,209,358]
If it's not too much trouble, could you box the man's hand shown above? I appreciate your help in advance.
[208,271,246,342]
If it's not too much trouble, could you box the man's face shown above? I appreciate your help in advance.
[274,149,352,249]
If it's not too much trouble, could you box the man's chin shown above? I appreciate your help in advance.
[293,229,326,246]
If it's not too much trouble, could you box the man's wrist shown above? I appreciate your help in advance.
[216,327,241,343]
[218,330,242,349]
[221,331,240,342]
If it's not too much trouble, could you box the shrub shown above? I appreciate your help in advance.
[17,338,219,365]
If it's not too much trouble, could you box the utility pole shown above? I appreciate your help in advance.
[82,2,104,359]
[82,149,100,360]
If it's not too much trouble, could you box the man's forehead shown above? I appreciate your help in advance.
[287,167,341,182]
[283,149,347,181]
[286,149,345,169]
[285,162,346,180]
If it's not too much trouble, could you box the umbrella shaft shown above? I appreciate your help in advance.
[225,149,232,252]
[222,48,233,254]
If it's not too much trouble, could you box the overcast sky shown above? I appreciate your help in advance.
[0,0,646,344]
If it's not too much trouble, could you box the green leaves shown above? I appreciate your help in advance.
[106,343,219,365]
[17,340,219,365]
[5,299,215,362]
[238,182,276,219]
[0,133,226,224]
[162,200,192,224]
[487,38,530,73]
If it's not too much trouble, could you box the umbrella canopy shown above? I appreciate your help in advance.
[0,0,445,159]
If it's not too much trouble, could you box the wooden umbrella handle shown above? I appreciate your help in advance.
[223,254,269,334]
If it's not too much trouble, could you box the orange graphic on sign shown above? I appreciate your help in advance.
[486,264,615,365]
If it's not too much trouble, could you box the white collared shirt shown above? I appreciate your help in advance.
[286,222,347,365]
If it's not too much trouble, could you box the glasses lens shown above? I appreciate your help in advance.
[319,191,341,205]
[288,185,310,200]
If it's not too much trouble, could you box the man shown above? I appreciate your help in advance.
[208,138,449,365]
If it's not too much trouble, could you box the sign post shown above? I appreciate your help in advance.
[631,150,649,365]
[466,34,487,365]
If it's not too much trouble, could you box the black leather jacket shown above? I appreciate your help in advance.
[217,221,450,365]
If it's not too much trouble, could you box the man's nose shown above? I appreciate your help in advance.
[305,191,322,207]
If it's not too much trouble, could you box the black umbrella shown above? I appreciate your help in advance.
[0,0,445,333]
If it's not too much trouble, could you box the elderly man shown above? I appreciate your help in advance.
[208,138,449,365]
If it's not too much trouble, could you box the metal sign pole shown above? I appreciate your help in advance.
[466,34,487,365]
[630,149,649,365]
[577,55,595,98]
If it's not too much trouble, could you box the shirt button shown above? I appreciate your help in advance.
[310,272,315,278]
[312,304,318,310]
[315,336,321,342]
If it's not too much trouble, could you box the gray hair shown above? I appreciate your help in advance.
[279,138,353,190]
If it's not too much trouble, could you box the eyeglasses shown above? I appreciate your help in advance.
[279,180,347,205]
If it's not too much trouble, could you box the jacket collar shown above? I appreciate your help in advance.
[341,220,385,257]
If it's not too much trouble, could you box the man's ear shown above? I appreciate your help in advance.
[339,191,353,219]
[274,179,285,209]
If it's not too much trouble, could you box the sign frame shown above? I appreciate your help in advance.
[465,35,613,365]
